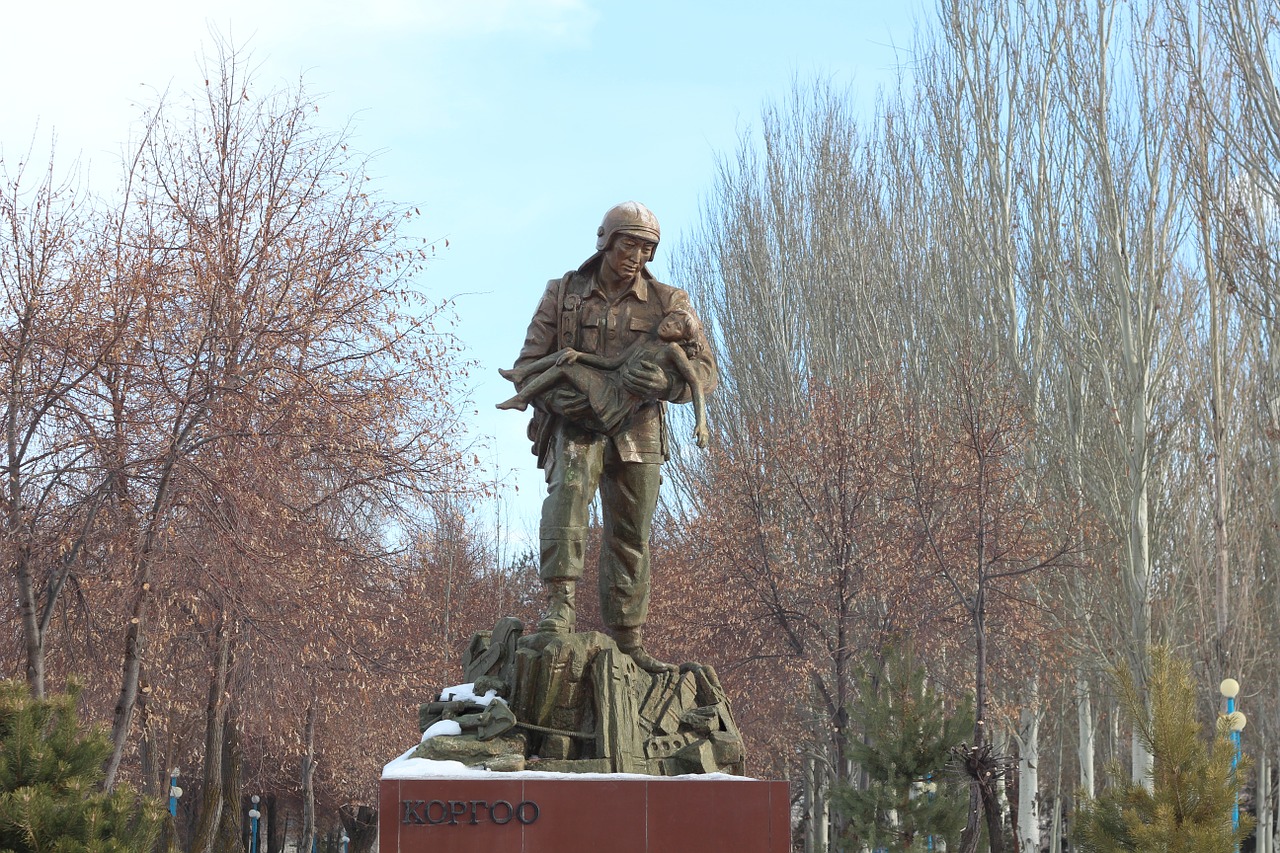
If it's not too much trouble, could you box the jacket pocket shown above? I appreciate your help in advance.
[580,317,602,352]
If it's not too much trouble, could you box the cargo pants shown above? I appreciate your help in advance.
[538,422,660,630]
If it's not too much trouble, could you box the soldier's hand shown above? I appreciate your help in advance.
[620,359,667,399]
[543,387,594,421]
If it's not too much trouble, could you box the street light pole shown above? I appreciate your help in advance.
[924,780,937,852]
[168,767,182,818]
[248,795,262,853]
[1221,678,1248,850]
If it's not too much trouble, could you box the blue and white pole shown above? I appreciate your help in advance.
[925,780,938,852]
[1220,679,1247,847]
[248,795,262,853]
[168,768,181,818]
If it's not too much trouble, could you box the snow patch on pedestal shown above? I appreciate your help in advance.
[381,745,755,781]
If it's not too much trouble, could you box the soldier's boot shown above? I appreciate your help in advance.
[613,626,677,674]
[537,579,577,635]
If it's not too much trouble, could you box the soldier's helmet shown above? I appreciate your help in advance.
[596,201,661,256]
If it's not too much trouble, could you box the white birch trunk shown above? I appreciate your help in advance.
[1127,459,1155,789]
[994,727,1011,842]
[1259,745,1271,853]
[1076,674,1095,798]
[1264,742,1274,850]
[816,771,829,853]
[1055,1,1176,790]
[1132,728,1154,789]
[803,754,815,853]
[1111,707,1121,782]
[1017,692,1041,853]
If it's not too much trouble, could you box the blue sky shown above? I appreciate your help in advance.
[2,0,918,540]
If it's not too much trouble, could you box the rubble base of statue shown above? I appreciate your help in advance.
[409,617,746,777]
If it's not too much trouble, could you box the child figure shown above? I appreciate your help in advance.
[497,309,711,448]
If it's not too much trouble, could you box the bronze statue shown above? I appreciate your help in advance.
[496,308,711,448]
[501,201,718,673]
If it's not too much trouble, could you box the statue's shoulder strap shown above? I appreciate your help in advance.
[555,270,589,348]
[527,271,582,470]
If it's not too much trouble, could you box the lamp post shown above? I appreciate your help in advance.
[1220,679,1247,847]
[924,780,938,852]
[248,795,261,853]
[168,767,182,818]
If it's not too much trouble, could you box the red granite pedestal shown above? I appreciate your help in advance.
[380,775,790,853]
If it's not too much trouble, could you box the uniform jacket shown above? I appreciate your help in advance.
[513,253,718,471]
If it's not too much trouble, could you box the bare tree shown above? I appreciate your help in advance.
[92,38,474,790]
[0,149,121,699]
[901,356,1076,853]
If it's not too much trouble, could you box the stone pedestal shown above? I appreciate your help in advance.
[392,617,775,849]
[379,775,790,853]
[418,620,747,776]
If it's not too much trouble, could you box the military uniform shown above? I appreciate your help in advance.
[514,253,717,631]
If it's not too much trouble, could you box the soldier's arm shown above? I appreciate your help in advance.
[511,278,564,377]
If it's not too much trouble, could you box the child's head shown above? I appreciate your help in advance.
[657,309,702,342]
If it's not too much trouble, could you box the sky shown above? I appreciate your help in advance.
[0,0,920,542]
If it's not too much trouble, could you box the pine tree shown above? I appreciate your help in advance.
[1073,647,1253,853]
[831,644,974,852]
[0,680,163,852]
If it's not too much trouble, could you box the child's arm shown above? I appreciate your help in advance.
[564,337,644,371]
[560,350,628,370]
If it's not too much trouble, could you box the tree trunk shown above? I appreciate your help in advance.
[1131,723,1153,789]
[338,805,378,853]
[816,776,829,853]
[138,679,158,797]
[1050,797,1063,853]
[1258,746,1270,853]
[1007,735,1021,846]
[190,621,232,853]
[13,477,110,702]
[960,782,983,853]
[215,712,244,853]
[265,795,284,853]
[959,604,1004,853]
[1052,708,1068,853]
[1077,672,1095,798]
[1125,486,1155,788]
[105,599,146,791]
[301,699,318,853]
[980,766,1007,853]
[13,549,45,699]
[802,754,815,853]
[1016,679,1040,853]
[104,439,187,790]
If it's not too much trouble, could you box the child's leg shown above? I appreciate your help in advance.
[499,349,577,385]
[495,365,567,411]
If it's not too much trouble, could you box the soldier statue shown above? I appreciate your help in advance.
[503,202,717,673]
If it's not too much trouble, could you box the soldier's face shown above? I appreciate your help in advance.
[604,235,657,283]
